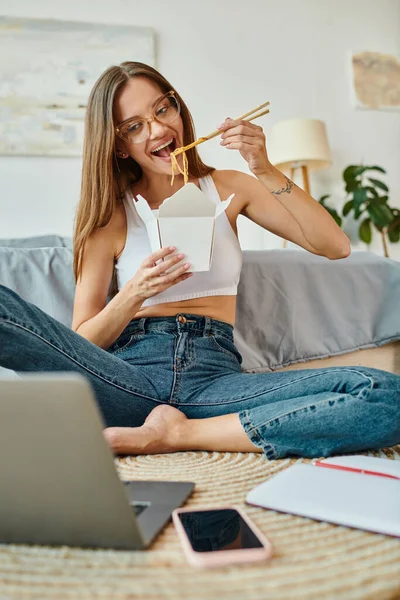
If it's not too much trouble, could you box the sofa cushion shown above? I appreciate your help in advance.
[0,246,75,378]
[235,250,400,371]
[0,245,400,374]
[0,235,71,249]
[0,247,74,327]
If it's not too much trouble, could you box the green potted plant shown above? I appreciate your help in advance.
[319,165,400,258]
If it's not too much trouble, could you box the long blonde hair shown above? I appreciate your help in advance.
[73,61,214,282]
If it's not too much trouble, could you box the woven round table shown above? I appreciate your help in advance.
[1,446,399,600]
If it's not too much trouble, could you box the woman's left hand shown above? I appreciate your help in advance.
[218,117,272,176]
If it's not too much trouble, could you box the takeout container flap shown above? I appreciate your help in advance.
[135,183,234,271]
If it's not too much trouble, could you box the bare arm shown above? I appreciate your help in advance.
[256,165,350,259]
[72,218,141,349]
[72,212,192,350]
[218,118,350,260]
[215,169,348,259]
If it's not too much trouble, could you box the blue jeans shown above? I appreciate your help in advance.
[0,284,399,459]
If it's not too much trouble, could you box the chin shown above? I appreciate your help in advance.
[150,160,173,176]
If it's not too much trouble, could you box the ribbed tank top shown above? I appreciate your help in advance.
[115,174,243,307]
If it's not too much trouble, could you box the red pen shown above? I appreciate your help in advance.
[313,460,400,481]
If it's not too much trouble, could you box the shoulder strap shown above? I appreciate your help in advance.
[199,174,221,205]
[122,187,142,226]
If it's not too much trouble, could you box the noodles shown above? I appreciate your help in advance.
[170,100,270,186]
[170,137,207,186]
[170,147,189,186]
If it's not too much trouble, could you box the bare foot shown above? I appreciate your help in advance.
[103,404,188,455]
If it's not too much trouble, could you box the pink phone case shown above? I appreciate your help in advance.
[172,504,273,568]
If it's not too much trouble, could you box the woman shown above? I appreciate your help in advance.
[1,62,399,458]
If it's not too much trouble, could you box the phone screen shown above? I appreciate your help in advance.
[177,509,264,553]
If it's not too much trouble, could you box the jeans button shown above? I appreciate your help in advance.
[178,315,187,324]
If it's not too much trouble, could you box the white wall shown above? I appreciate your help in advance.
[0,0,399,258]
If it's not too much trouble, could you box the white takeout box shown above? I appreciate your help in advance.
[135,183,234,271]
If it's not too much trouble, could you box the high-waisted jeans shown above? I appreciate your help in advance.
[0,284,399,459]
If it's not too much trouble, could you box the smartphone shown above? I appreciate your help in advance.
[172,505,273,568]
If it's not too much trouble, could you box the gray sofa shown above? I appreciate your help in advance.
[1,235,400,378]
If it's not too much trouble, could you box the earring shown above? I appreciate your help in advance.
[118,151,128,158]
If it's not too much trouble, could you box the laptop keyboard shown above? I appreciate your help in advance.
[122,482,151,516]
[131,501,151,517]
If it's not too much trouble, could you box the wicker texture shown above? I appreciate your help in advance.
[1,447,399,600]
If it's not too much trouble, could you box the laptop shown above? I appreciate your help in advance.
[0,374,194,550]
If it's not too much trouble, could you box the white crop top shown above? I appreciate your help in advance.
[115,175,243,307]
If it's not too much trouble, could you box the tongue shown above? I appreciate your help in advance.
[156,146,171,158]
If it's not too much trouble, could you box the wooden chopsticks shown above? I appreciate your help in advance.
[173,101,270,156]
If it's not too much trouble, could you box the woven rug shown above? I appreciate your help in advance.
[1,447,399,600]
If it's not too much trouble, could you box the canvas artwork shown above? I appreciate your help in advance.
[351,51,400,111]
[0,17,155,157]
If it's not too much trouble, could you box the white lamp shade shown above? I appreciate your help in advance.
[268,118,332,171]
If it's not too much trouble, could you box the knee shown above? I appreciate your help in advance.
[0,285,26,318]
[364,385,400,448]
[359,367,400,394]
[0,284,14,317]
[0,284,11,298]
[0,284,17,303]
[344,367,400,396]
[0,285,35,336]
[338,368,375,397]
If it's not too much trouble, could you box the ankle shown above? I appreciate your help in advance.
[180,418,205,451]
[171,414,192,451]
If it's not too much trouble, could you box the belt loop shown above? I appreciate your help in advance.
[139,317,146,334]
[204,316,211,335]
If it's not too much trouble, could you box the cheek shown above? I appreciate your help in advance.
[175,117,185,141]
[128,142,148,164]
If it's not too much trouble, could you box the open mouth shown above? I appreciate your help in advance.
[150,137,177,161]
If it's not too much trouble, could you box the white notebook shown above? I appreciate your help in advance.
[246,455,400,537]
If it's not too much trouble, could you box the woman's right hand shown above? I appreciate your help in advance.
[124,246,192,301]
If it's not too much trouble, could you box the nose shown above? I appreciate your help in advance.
[148,117,168,139]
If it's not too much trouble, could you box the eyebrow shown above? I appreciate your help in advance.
[124,93,166,122]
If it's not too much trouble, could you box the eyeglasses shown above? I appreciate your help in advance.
[115,90,180,145]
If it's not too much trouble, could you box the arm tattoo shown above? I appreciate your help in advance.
[271,176,294,196]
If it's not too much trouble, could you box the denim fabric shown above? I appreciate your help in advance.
[0,284,399,459]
